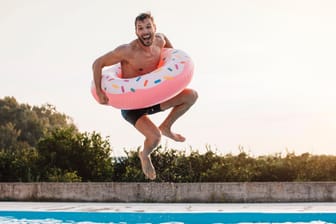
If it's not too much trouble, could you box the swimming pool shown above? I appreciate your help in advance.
[0,202,335,224]
[0,211,336,223]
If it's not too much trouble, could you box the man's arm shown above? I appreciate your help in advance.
[156,33,173,48]
[163,34,173,48]
[92,45,126,104]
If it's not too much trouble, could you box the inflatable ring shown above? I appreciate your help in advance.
[91,48,194,109]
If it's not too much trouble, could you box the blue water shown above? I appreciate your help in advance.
[0,211,336,224]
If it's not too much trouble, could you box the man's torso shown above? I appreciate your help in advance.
[121,34,165,78]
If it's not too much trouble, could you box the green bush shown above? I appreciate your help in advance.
[37,128,114,182]
[1,96,336,182]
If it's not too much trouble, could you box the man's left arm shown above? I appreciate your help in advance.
[163,34,173,48]
[157,33,173,48]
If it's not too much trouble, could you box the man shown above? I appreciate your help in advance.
[92,12,198,180]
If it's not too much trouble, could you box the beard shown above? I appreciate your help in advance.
[137,34,153,47]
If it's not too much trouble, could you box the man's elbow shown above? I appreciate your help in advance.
[92,58,103,71]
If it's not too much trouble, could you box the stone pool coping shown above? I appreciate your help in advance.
[0,202,335,213]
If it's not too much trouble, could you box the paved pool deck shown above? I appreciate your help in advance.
[0,202,335,213]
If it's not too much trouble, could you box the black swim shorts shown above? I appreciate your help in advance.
[121,104,162,126]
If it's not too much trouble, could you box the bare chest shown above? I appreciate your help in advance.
[121,49,161,78]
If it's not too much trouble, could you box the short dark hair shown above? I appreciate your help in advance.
[135,12,154,27]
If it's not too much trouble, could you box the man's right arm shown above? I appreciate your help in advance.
[92,45,126,104]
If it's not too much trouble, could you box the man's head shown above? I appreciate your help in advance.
[135,12,156,47]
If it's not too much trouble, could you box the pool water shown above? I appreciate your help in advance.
[0,211,335,224]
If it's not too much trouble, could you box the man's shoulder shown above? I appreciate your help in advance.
[115,43,131,52]
[155,33,167,48]
[155,33,165,40]
[113,43,135,57]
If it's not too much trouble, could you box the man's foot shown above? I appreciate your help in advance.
[159,126,186,142]
[139,151,156,180]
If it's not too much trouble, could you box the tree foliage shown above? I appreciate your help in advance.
[37,128,113,181]
[1,96,336,182]
[0,96,76,148]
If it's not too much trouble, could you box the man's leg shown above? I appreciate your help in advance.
[159,88,198,141]
[135,115,161,180]
[134,88,197,180]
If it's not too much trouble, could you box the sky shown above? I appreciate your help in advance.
[1,0,336,156]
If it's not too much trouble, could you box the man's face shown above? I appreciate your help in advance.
[135,18,156,47]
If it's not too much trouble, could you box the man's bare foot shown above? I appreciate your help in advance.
[159,126,186,142]
[139,151,156,180]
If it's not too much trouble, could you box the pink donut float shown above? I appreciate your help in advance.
[91,48,194,109]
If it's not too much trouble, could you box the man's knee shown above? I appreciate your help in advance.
[191,89,198,103]
[147,129,162,147]
[184,89,198,105]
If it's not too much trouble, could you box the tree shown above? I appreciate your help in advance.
[0,122,21,151]
[0,96,76,148]
[0,96,78,182]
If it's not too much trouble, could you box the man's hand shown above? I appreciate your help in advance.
[96,89,109,104]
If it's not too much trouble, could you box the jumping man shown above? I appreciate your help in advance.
[92,12,198,180]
